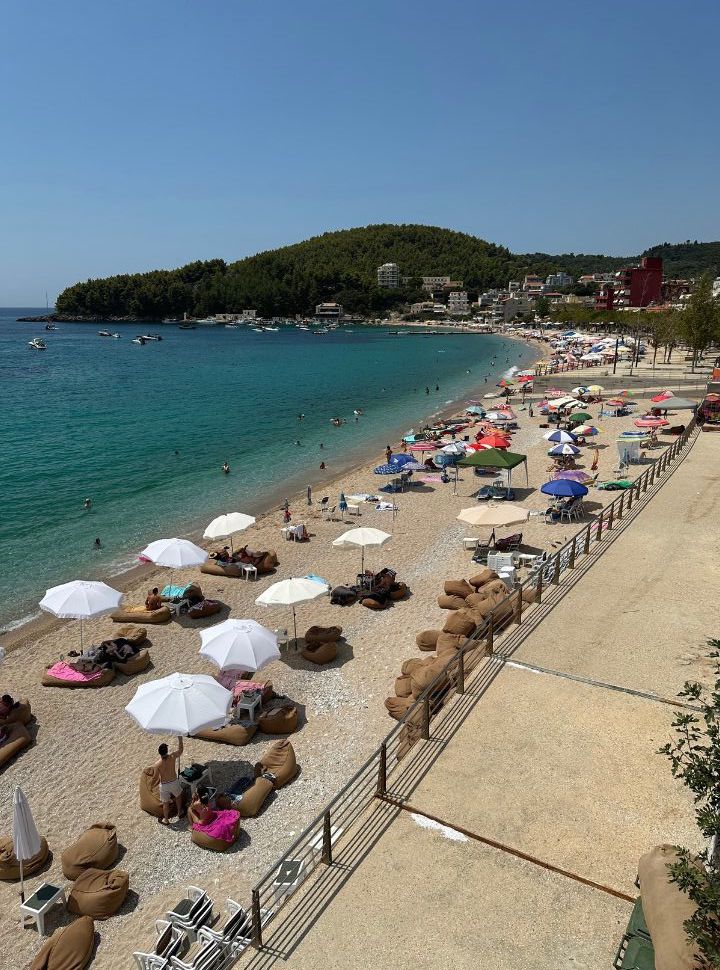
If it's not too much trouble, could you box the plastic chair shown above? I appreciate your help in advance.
[166,887,213,942]
[133,921,186,969]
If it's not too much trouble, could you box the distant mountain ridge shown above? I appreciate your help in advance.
[55,225,720,320]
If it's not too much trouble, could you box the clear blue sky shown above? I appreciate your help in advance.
[1,0,718,303]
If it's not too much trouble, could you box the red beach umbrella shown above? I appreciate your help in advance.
[651,390,673,403]
[635,418,668,428]
[477,434,511,449]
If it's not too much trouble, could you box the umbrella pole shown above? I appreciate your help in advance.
[292,606,297,646]
[80,617,83,656]
[19,858,24,904]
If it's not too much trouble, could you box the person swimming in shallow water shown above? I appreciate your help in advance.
[221,461,230,474]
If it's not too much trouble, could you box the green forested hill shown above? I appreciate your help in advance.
[54,225,720,320]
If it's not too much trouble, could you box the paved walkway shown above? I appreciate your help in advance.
[242,431,719,970]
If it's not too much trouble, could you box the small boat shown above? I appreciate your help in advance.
[252,327,264,333]
[141,334,162,341]
[353,408,364,416]
[330,417,344,426]
[178,324,196,330]
[263,326,280,331]
[314,328,329,335]
[29,337,46,350]
[225,323,239,329]
[196,317,216,325]
[296,324,310,331]
[132,336,147,345]
[45,323,58,331]
[98,330,113,337]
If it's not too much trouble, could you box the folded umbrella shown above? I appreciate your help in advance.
[13,787,41,902]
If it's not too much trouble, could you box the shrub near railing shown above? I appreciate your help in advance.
[246,421,698,949]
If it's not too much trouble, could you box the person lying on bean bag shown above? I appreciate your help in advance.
[188,789,241,851]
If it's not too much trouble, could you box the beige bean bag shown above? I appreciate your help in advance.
[139,767,178,819]
[0,722,31,768]
[67,867,129,919]
[190,812,241,852]
[114,625,148,645]
[638,845,702,970]
[444,579,473,599]
[0,834,49,880]
[410,661,449,697]
[257,739,298,789]
[468,569,499,588]
[193,722,257,746]
[385,695,414,720]
[304,625,342,645]
[416,630,440,651]
[301,640,338,665]
[442,611,477,637]
[389,583,408,601]
[435,632,467,653]
[360,597,388,611]
[258,703,298,735]
[395,675,412,698]
[0,699,33,726]
[522,586,537,604]
[401,658,429,677]
[201,561,243,577]
[111,605,171,624]
[30,915,95,970]
[218,777,274,818]
[437,594,466,610]
[113,649,151,676]
[62,824,118,880]
[42,665,115,690]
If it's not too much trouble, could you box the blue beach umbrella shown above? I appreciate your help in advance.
[465,405,485,416]
[543,429,576,444]
[433,453,459,468]
[540,479,588,498]
[548,443,581,457]
[374,463,399,475]
[389,453,416,468]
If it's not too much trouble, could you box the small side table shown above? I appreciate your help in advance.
[179,764,213,798]
[235,693,262,724]
[20,883,66,935]
[241,564,258,581]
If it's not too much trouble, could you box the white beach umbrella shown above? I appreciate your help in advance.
[456,505,530,528]
[39,580,123,652]
[203,512,256,552]
[12,787,41,903]
[199,619,279,672]
[332,527,392,573]
[256,577,329,643]
[140,538,208,569]
[125,673,232,736]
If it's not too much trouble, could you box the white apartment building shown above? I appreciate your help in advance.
[240,309,256,320]
[447,291,469,315]
[712,277,720,299]
[377,262,401,288]
[545,271,574,288]
[422,275,451,291]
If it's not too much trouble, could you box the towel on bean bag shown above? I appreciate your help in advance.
[638,845,702,970]
[0,834,49,880]
[67,867,129,919]
[43,662,115,689]
[29,915,95,970]
[192,809,240,845]
[0,722,31,769]
[257,739,298,789]
[62,823,118,880]
[110,605,171,624]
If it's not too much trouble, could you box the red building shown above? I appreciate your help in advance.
[595,256,663,311]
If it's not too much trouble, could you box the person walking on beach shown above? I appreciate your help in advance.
[152,738,185,824]
[591,447,599,472]
[385,445,392,463]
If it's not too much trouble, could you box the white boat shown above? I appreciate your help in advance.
[98,330,121,338]
[29,338,46,350]
[252,327,264,333]
[45,323,58,331]
[263,326,280,331]
[225,323,238,329]
[140,334,162,341]
[196,317,216,325]
[314,328,329,334]
[132,336,146,345]
[297,325,310,331]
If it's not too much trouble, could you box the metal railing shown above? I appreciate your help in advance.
[243,421,697,950]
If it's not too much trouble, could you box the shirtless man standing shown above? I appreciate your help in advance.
[152,738,185,824]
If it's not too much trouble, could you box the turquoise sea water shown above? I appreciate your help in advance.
[0,311,537,629]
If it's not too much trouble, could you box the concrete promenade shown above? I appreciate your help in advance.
[243,431,719,970]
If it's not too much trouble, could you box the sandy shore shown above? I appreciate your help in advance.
[0,350,707,969]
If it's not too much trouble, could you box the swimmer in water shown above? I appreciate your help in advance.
[221,461,230,474]
[83,497,92,510]
[94,537,101,549]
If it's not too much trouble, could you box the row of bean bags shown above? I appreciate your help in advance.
[30,915,95,970]
[0,698,33,727]
[201,549,279,576]
[0,834,50,880]
[302,625,343,665]
[0,721,32,768]
[67,867,130,918]
[61,824,118,880]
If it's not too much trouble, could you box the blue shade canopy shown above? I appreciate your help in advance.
[540,479,589,497]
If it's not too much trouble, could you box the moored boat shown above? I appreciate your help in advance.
[29,338,46,350]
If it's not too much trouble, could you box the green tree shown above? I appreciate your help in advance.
[659,639,720,968]
[678,275,720,371]
[535,296,550,317]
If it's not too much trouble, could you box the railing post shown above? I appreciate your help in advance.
[322,810,333,865]
[596,510,604,542]
[421,697,431,740]
[552,553,561,585]
[377,742,387,797]
[583,523,591,555]
[568,539,576,569]
[607,502,614,531]
[536,569,543,604]
[487,614,494,654]
[642,471,649,493]
[456,648,465,693]
[617,493,624,520]
[628,482,634,509]
[252,888,263,949]
[514,587,523,624]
